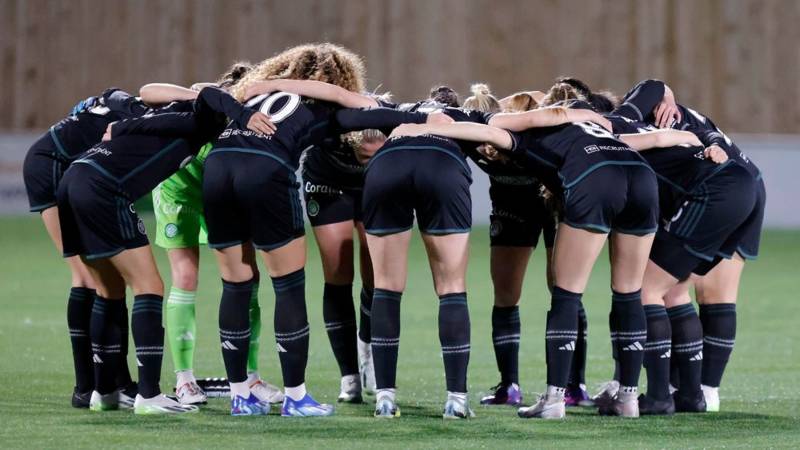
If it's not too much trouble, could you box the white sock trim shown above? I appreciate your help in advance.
[176,369,196,386]
[376,388,396,403]
[285,383,307,401]
[230,381,250,398]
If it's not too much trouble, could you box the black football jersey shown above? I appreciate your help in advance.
[212,92,428,172]
[606,113,733,217]
[49,88,149,159]
[72,87,253,200]
[616,79,760,178]
[509,118,649,195]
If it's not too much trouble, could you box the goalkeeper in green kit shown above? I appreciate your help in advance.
[143,65,284,405]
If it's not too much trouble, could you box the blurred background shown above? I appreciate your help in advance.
[1,0,798,223]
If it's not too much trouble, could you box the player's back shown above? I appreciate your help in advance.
[674,105,761,178]
[212,92,340,171]
[51,89,149,159]
[70,100,198,199]
[511,117,648,195]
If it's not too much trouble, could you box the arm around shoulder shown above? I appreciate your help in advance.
[139,83,198,105]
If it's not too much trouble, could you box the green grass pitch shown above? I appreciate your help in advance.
[0,215,798,448]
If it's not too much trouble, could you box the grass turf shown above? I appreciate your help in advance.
[0,215,798,448]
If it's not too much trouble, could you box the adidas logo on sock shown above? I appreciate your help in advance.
[276,343,288,353]
[178,331,194,341]
[558,341,576,351]
[622,341,644,351]
[660,349,671,359]
[92,354,103,364]
[689,351,703,361]
[221,340,238,351]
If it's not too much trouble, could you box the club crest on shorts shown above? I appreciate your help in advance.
[137,218,147,235]
[490,220,503,237]
[165,223,178,238]
[307,199,320,217]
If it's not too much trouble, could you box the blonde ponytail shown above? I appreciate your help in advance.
[463,83,501,113]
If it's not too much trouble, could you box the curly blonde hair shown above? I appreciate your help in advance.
[231,43,366,101]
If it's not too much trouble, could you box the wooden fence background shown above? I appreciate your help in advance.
[2,0,798,133]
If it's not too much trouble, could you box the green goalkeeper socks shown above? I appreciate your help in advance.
[166,284,261,374]
[247,281,262,374]
[166,287,197,372]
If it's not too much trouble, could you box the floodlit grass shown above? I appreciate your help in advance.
[1,215,798,448]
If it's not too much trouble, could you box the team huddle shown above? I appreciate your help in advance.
[23,42,764,419]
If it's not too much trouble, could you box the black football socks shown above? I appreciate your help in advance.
[323,283,359,377]
[67,287,95,393]
[219,278,254,384]
[545,287,581,390]
[699,303,737,388]
[439,293,470,393]
[668,303,704,396]
[371,288,402,390]
[90,295,123,395]
[491,305,520,386]
[568,302,588,388]
[272,269,310,388]
[132,294,165,398]
[611,290,646,391]
[643,304,672,401]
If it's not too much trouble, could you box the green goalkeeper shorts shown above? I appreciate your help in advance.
[153,144,210,249]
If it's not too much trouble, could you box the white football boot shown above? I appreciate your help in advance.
[518,386,566,419]
[133,394,199,415]
[591,380,620,409]
[89,390,119,412]
[374,389,400,418]
[701,385,720,412]
[338,374,363,403]
[176,380,208,405]
[443,392,475,419]
[250,378,285,404]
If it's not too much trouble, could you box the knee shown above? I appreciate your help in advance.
[663,287,691,303]
[694,282,735,304]
[493,285,521,307]
[663,292,692,308]
[95,286,126,299]
[373,274,406,293]
[324,263,355,285]
[641,289,665,306]
[70,271,96,289]
[611,280,643,295]
[170,263,199,291]
[131,275,164,297]
[696,297,736,306]
[67,258,96,289]
[219,263,255,283]
[93,279,126,299]
[434,278,466,297]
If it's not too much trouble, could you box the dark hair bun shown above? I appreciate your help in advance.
[228,63,252,83]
